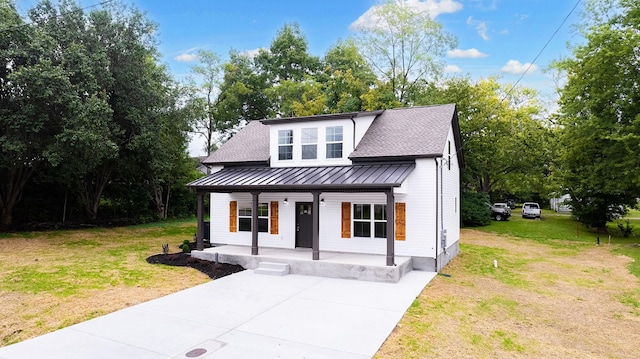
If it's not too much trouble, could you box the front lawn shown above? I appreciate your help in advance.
[377,210,640,358]
[0,219,210,346]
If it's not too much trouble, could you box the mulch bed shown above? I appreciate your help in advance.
[146,253,244,279]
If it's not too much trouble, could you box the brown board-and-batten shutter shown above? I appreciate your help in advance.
[270,201,279,234]
[395,202,406,240]
[341,202,351,238]
[229,201,237,232]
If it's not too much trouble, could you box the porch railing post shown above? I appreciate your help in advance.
[386,188,395,266]
[196,192,205,251]
[312,191,320,260]
[251,191,260,255]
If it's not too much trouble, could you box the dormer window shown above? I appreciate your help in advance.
[301,128,318,160]
[278,129,293,160]
[326,126,343,159]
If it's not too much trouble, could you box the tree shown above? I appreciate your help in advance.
[255,23,323,117]
[187,50,228,154]
[0,0,82,226]
[421,77,550,199]
[255,23,321,85]
[215,50,270,124]
[555,0,640,231]
[353,0,457,105]
[322,40,376,112]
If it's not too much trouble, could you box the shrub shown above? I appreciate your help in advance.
[181,243,191,253]
[461,191,491,227]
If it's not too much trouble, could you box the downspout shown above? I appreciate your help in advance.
[434,158,439,272]
[440,157,448,260]
[350,116,356,152]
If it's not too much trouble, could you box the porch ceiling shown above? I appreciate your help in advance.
[187,163,415,192]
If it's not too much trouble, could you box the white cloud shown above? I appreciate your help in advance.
[241,48,264,59]
[174,53,199,62]
[501,60,538,75]
[444,65,462,73]
[477,21,489,40]
[350,0,463,30]
[467,16,490,40]
[448,48,488,58]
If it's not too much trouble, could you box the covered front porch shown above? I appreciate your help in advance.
[188,163,416,268]
[190,245,415,283]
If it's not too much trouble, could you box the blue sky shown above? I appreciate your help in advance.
[15,0,584,155]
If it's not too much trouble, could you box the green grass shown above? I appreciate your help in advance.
[0,219,199,297]
[459,244,534,288]
[474,209,640,280]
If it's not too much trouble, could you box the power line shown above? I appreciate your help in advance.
[451,0,582,161]
[499,0,582,103]
[0,0,114,34]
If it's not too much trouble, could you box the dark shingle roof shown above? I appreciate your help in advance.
[350,104,458,161]
[202,121,270,165]
[200,105,463,167]
[187,163,415,191]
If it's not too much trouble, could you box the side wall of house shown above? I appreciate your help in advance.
[436,127,461,269]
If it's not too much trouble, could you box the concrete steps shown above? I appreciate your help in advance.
[254,261,290,276]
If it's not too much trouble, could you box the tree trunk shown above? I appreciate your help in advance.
[164,185,171,219]
[153,185,165,219]
[79,168,111,221]
[0,166,34,227]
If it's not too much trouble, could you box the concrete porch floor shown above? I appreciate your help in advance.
[191,245,415,283]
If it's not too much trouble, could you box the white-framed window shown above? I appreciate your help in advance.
[278,129,293,160]
[326,126,343,159]
[353,203,387,238]
[301,127,318,160]
[374,204,387,238]
[238,202,269,232]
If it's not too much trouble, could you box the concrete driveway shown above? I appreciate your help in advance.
[0,270,435,359]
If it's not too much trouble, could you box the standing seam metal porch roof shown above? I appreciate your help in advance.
[187,163,415,192]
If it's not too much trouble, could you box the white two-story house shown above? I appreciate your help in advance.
[187,104,463,272]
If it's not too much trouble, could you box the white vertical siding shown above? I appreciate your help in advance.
[211,192,298,248]
[396,159,437,258]
[439,128,461,252]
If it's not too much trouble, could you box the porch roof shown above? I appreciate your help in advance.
[187,163,415,192]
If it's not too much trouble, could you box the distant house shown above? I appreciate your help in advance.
[187,105,464,271]
[550,194,572,213]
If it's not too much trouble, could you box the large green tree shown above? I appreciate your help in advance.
[353,0,457,105]
[421,77,551,199]
[555,0,640,231]
[0,0,190,225]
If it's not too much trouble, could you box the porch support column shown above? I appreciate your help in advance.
[386,188,395,266]
[312,191,320,260]
[196,192,205,251]
[251,191,260,255]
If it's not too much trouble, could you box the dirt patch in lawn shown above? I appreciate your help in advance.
[146,253,244,279]
[376,229,640,359]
